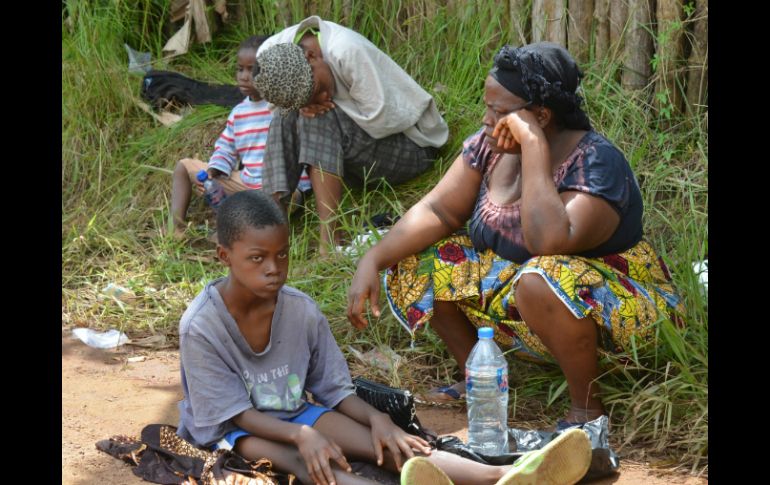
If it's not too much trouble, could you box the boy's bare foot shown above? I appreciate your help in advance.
[174,225,188,240]
[182,470,265,485]
[164,218,189,240]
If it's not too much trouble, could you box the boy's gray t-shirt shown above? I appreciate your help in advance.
[176,280,355,447]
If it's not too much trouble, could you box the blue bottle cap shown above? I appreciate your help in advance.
[478,327,494,339]
[196,170,209,182]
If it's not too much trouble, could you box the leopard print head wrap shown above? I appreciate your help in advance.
[253,43,313,114]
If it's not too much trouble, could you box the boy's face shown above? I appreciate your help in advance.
[236,48,260,99]
[218,224,290,299]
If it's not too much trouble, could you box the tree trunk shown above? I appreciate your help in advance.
[275,0,291,28]
[609,0,628,59]
[622,0,653,89]
[568,0,594,64]
[509,0,531,46]
[545,0,567,45]
[593,0,610,61]
[532,0,546,41]
[533,0,566,46]
[686,0,708,113]
[343,0,353,24]
[655,0,685,115]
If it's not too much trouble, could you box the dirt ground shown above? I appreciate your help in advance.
[62,334,707,485]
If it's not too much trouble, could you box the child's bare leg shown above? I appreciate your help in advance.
[170,160,194,233]
[308,167,343,256]
[234,435,378,485]
[313,412,508,485]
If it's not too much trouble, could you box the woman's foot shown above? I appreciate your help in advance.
[419,381,466,404]
[562,405,605,425]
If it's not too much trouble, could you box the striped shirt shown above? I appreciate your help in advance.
[208,98,310,190]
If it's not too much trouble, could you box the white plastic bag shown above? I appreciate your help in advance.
[692,259,708,294]
[72,328,130,349]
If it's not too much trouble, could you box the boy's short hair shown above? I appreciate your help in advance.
[216,191,287,248]
[239,35,270,52]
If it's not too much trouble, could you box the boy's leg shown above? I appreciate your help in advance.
[233,434,378,485]
[217,171,251,196]
[170,159,249,235]
[170,158,207,233]
[313,411,507,485]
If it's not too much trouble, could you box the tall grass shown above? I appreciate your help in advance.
[62,0,707,474]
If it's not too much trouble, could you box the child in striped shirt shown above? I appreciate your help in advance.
[170,35,310,237]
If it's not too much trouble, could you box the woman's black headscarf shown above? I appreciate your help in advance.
[490,42,591,130]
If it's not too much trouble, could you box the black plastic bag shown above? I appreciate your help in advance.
[435,416,619,482]
[141,70,244,110]
[508,416,620,482]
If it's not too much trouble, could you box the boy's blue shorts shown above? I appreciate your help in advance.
[213,403,332,450]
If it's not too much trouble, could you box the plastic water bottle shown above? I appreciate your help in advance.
[197,170,227,210]
[466,327,509,455]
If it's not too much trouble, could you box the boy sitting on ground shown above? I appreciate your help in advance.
[176,190,593,485]
[169,35,310,238]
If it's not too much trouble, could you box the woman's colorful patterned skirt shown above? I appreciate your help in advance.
[384,235,684,363]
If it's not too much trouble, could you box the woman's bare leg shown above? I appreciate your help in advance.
[514,273,605,421]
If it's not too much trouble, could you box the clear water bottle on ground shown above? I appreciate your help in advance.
[197,170,227,210]
[466,326,509,455]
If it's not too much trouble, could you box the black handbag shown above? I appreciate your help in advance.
[352,377,435,443]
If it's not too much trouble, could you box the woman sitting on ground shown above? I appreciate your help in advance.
[346,42,684,427]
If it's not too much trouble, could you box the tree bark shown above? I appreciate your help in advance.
[655,0,685,115]
[568,0,594,64]
[533,0,566,46]
[593,0,610,61]
[532,0,546,42]
[509,0,531,46]
[686,0,708,113]
[622,0,653,89]
[609,0,628,59]
[275,0,291,28]
[545,0,567,45]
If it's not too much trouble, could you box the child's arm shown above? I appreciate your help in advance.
[207,111,239,178]
[233,408,352,485]
[335,395,431,470]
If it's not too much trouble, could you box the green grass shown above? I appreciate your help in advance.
[62,0,707,475]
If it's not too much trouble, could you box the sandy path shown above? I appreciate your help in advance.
[62,335,706,485]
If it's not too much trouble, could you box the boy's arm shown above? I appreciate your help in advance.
[335,395,431,469]
[207,111,239,177]
[233,408,352,484]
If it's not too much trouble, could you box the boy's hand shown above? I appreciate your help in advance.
[295,425,351,485]
[368,412,432,471]
[208,168,227,179]
[194,168,227,195]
